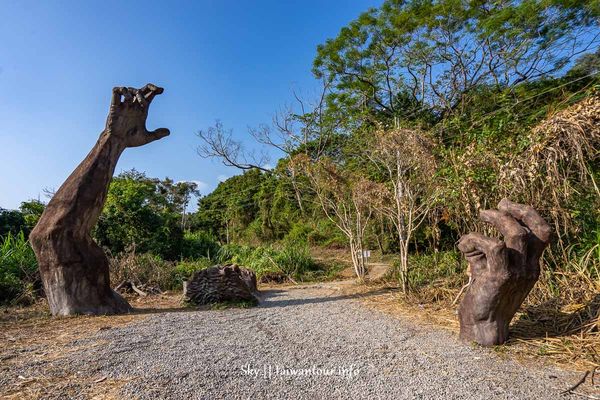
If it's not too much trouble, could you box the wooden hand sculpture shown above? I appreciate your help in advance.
[30,84,169,316]
[457,199,551,345]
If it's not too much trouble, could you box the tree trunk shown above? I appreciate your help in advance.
[29,84,170,316]
[457,199,551,346]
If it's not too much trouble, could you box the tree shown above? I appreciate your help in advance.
[366,128,438,292]
[95,171,185,260]
[192,169,266,243]
[19,200,45,232]
[313,0,600,123]
[154,178,200,230]
[29,84,170,316]
[0,209,27,238]
[197,121,272,172]
[291,155,377,279]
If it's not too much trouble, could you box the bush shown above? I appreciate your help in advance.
[109,252,176,291]
[110,251,217,292]
[392,250,465,291]
[172,258,213,287]
[283,222,313,244]
[217,243,319,280]
[273,244,318,278]
[0,231,39,304]
[308,219,347,249]
[222,245,280,278]
[181,231,220,260]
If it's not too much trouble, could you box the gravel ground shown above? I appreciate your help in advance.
[1,284,577,399]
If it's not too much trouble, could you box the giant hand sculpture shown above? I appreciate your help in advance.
[29,84,169,316]
[457,199,551,345]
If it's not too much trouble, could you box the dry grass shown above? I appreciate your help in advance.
[0,293,183,400]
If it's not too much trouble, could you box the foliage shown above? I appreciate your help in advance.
[0,200,46,240]
[109,252,176,291]
[19,200,45,232]
[108,252,214,291]
[95,170,196,260]
[181,231,220,260]
[173,258,213,287]
[395,250,465,290]
[313,0,599,123]
[216,243,319,280]
[193,0,599,295]
[0,209,28,239]
[0,232,39,304]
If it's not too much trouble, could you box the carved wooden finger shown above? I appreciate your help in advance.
[480,210,528,252]
[458,233,506,275]
[498,198,552,260]
[111,87,124,106]
[139,83,163,103]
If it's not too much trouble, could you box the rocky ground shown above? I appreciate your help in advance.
[0,283,584,399]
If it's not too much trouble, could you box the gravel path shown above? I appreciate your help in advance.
[3,284,576,399]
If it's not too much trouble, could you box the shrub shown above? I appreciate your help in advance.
[308,219,347,249]
[110,251,217,292]
[0,231,39,304]
[109,252,175,291]
[283,222,313,245]
[172,258,213,287]
[181,231,220,260]
[392,250,465,291]
[273,244,318,278]
[216,243,319,280]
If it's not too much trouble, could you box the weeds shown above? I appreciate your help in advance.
[217,243,320,281]
[0,232,39,304]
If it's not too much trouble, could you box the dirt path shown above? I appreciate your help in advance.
[0,284,579,399]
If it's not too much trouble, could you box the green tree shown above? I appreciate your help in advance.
[95,170,185,259]
[19,200,45,232]
[313,0,599,124]
[0,209,27,238]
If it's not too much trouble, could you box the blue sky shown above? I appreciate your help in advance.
[0,0,379,209]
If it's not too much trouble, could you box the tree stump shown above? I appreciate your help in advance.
[29,84,170,316]
[184,265,259,305]
[457,199,552,345]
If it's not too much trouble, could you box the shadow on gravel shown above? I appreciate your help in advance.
[260,287,393,308]
[127,287,394,314]
[131,306,201,315]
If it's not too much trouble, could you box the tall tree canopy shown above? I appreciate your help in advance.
[314,0,600,123]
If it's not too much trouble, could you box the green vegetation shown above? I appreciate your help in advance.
[95,170,199,260]
[208,299,258,310]
[217,243,320,281]
[0,232,38,304]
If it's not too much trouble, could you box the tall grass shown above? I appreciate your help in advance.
[181,231,220,260]
[217,243,319,280]
[0,231,39,304]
